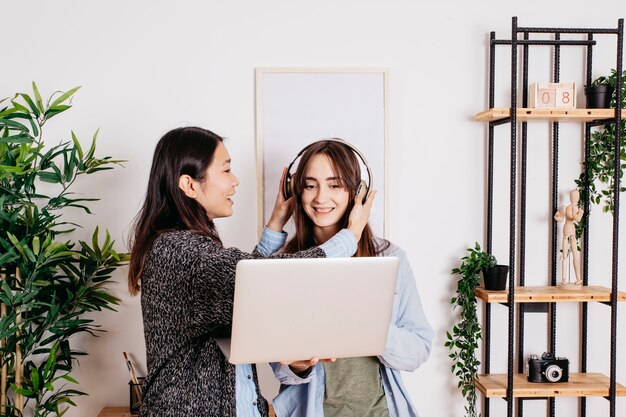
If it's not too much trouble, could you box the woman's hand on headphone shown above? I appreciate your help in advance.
[347,189,376,242]
[267,167,294,232]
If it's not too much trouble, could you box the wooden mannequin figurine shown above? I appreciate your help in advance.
[554,189,584,289]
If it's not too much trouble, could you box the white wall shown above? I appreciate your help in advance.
[4,1,625,416]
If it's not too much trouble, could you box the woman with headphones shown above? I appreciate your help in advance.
[271,139,434,417]
[127,127,375,417]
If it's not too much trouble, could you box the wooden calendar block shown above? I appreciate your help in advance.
[529,82,576,108]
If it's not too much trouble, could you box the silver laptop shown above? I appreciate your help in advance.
[216,256,399,365]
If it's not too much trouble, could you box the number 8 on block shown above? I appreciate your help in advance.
[529,82,576,108]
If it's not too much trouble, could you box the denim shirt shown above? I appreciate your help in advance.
[236,227,358,417]
[270,240,434,417]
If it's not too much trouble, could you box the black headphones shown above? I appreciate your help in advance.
[283,138,372,204]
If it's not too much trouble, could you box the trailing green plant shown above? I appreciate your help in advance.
[446,242,495,417]
[0,82,128,416]
[575,69,626,238]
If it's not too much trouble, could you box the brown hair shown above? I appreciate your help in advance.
[284,139,387,257]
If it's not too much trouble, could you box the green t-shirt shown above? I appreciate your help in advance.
[322,357,390,417]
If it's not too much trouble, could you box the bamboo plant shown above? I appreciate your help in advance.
[0,83,128,416]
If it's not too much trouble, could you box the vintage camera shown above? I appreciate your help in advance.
[527,352,569,383]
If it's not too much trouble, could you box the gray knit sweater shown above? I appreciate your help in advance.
[140,230,324,417]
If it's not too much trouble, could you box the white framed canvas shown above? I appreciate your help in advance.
[255,67,389,238]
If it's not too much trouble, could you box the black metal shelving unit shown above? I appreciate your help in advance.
[478,16,624,417]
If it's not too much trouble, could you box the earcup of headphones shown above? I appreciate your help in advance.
[356,179,368,203]
[283,173,296,200]
[289,178,296,200]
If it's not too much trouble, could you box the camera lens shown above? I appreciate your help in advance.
[544,364,563,382]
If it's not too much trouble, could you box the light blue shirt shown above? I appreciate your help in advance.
[270,240,434,417]
[236,364,263,417]
[235,227,358,416]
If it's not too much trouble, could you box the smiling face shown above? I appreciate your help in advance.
[300,153,350,243]
[184,141,239,220]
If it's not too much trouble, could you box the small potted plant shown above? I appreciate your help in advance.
[447,243,483,417]
[584,74,613,109]
[481,252,509,291]
[461,243,509,291]
[445,242,510,417]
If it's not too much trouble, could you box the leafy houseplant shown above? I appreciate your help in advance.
[576,69,626,238]
[584,74,613,109]
[0,83,128,416]
[446,242,494,417]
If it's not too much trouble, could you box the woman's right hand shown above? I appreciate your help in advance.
[347,189,376,242]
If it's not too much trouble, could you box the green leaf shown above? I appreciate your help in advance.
[0,133,33,144]
[50,86,81,108]
[45,105,71,119]
[0,164,27,173]
[92,226,101,257]
[33,235,41,255]
[38,170,62,183]
[0,117,30,132]
[9,99,31,114]
[20,92,40,118]
[32,367,41,390]
[32,81,45,114]
[3,111,33,120]
[13,387,36,397]
[85,128,99,160]
[61,374,79,384]
[71,131,84,161]
[43,343,59,380]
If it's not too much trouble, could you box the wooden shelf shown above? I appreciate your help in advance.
[475,107,626,122]
[475,373,626,398]
[475,285,626,303]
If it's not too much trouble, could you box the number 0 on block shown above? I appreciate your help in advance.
[529,83,576,108]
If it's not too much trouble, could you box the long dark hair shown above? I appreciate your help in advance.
[128,126,224,295]
[284,139,387,257]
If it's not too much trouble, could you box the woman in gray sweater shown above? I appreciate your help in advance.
[128,127,375,417]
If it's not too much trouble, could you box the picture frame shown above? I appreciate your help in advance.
[255,67,389,238]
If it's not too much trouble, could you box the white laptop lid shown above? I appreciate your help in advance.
[220,256,399,364]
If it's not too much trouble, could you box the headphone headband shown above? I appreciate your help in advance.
[283,138,372,203]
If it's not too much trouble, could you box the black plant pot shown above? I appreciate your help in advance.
[483,265,509,291]
[584,85,614,109]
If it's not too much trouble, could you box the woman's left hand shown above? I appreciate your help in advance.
[347,189,376,242]
[267,167,293,232]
